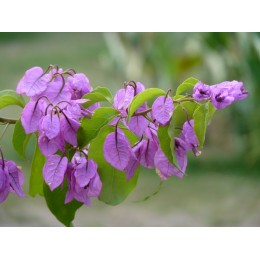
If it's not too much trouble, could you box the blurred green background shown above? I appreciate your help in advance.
[0,32,259,226]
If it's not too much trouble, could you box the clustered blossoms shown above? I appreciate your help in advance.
[16,65,102,206]
[0,64,249,208]
[193,80,248,109]
[103,83,191,181]
[103,79,248,181]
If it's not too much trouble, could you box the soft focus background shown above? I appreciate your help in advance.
[0,32,259,226]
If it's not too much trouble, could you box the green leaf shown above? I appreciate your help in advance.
[206,102,216,125]
[127,88,166,121]
[193,103,209,149]
[157,116,182,172]
[175,77,199,96]
[82,87,113,108]
[12,119,31,158]
[43,182,82,227]
[168,114,176,164]
[88,126,139,205]
[0,90,25,109]
[77,107,119,149]
[158,125,173,163]
[29,141,46,197]
[173,101,199,134]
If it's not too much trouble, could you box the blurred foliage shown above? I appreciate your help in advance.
[104,32,260,170]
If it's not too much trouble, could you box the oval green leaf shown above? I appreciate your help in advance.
[43,182,82,227]
[175,77,199,96]
[206,102,216,125]
[193,103,209,149]
[157,116,182,173]
[29,141,46,197]
[12,119,31,158]
[0,90,25,109]
[82,87,113,108]
[158,124,173,163]
[77,107,119,149]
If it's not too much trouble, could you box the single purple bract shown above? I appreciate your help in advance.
[43,155,68,191]
[128,103,149,137]
[16,66,50,97]
[38,134,64,157]
[180,120,200,156]
[6,160,24,198]
[40,114,60,140]
[152,96,174,126]
[135,82,145,94]
[145,124,159,146]
[174,137,188,172]
[128,115,149,137]
[124,85,135,108]
[113,89,125,111]
[60,116,80,146]
[139,139,158,169]
[21,100,43,134]
[0,160,25,203]
[87,173,102,197]
[124,141,143,180]
[124,155,139,180]
[103,128,132,171]
[0,168,10,203]
[113,85,134,112]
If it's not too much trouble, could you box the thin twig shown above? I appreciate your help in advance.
[173,97,195,103]
[133,108,152,117]
[0,117,17,124]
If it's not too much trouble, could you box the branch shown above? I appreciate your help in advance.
[133,108,152,117]
[173,97,195,103]
[132,97,195,117]
[0,117,17,124]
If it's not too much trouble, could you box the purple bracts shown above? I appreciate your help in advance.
[193,81,211,101]
[210,81,248,110]
[65,153,102,206]
[103,129,132,171]
[193,80,249,110]
[152,96,174,126]
[0,160,25,203]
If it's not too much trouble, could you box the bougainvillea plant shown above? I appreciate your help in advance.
[0,65,248,226]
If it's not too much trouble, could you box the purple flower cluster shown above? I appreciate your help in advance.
[16,66,102,205]
[193,80,248,109]
[103,82,199,181]
[43,152,102,206]
[11,65,249,206]
[0,158,24,203]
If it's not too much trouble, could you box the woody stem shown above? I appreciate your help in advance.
[0,117,17,124]
[0,146,5,169]
[133,108,152,116]
[173,97,195,103]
